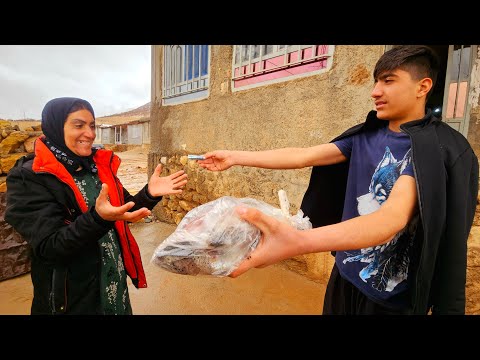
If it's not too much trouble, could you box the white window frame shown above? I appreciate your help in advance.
[162,45,211,106]
[231,45,334,92]
[115,127,121,144]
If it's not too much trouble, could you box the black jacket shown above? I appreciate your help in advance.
[5,150,160,315]
[300,110,478,315]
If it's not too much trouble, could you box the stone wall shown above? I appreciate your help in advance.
[148,154,218,225]
[0,120,40,280]
[0,192,31,281]
[0,120,42,192]
[466,196,480,314]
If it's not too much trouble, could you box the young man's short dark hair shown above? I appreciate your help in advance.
[373,45,440,99]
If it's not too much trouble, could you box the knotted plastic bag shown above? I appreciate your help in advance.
[151,191,311,276]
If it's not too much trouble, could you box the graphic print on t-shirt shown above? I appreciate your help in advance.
[343,146,416,292]
[357,146,411,215]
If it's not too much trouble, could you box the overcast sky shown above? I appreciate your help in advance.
[0,45,151,120]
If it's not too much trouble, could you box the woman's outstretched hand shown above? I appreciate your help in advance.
[147,164,188,197]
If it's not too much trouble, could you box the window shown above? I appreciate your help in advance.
[115,127,121,144]
[442,45,476,136]
[163,45,210,105]
[445,45,471,119]
[232,45,334,90]
[131,125,140,138]
[102,128,110,143]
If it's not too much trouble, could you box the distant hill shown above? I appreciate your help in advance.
[5,102,151,129]
[103,102,150,118]
[96,102,150,126]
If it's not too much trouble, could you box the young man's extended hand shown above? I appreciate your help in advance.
[229,206,304,278]
[198,150,235,171]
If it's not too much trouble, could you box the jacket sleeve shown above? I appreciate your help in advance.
[431,147,479,314]
[5,165,113,265]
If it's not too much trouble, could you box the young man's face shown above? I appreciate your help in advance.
[63,109,96,156]
[371,68,424,122]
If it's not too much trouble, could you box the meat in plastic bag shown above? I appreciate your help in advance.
[151,192,311,276]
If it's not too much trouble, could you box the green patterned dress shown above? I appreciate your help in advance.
[73,171,132,315]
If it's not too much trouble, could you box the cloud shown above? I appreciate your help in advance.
[0,45,150,120]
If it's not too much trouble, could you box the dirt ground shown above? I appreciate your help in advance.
[0,147,326,315]
[115,147,149,195]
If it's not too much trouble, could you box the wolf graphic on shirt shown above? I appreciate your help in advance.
[343,146,418,292]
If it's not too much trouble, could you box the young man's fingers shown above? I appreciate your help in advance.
[235,206,273,234]
[202,152,215,159]
[199,163,217,171]
[229,256,255,278]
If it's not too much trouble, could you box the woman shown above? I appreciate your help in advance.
[5,97,187,315]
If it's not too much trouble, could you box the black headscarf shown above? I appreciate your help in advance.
[41,97,98,175]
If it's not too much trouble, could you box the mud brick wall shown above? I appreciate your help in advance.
[0,192,30,281]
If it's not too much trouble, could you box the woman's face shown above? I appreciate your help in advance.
[63,109,96,156]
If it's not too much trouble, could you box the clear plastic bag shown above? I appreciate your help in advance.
[151,191,312,276]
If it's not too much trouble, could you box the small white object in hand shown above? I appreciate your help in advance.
[278,189,291,218]
[187,154,205,160]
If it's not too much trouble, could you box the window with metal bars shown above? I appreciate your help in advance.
[441,44,476,136]
[232,45,334,90]
[444,45,471,119]
[163,45,210,105]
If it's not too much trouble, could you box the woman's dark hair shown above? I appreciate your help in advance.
[69,101,93,118]
[374,45,440,99]
[41,97,95,150]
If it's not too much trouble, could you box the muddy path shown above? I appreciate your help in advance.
[0,221,326,315]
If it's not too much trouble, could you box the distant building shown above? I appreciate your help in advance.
[96,124,114,144]
[126,119,150,145]
[95,118,150,146]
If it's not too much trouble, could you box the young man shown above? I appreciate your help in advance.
[198,46,478,315]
